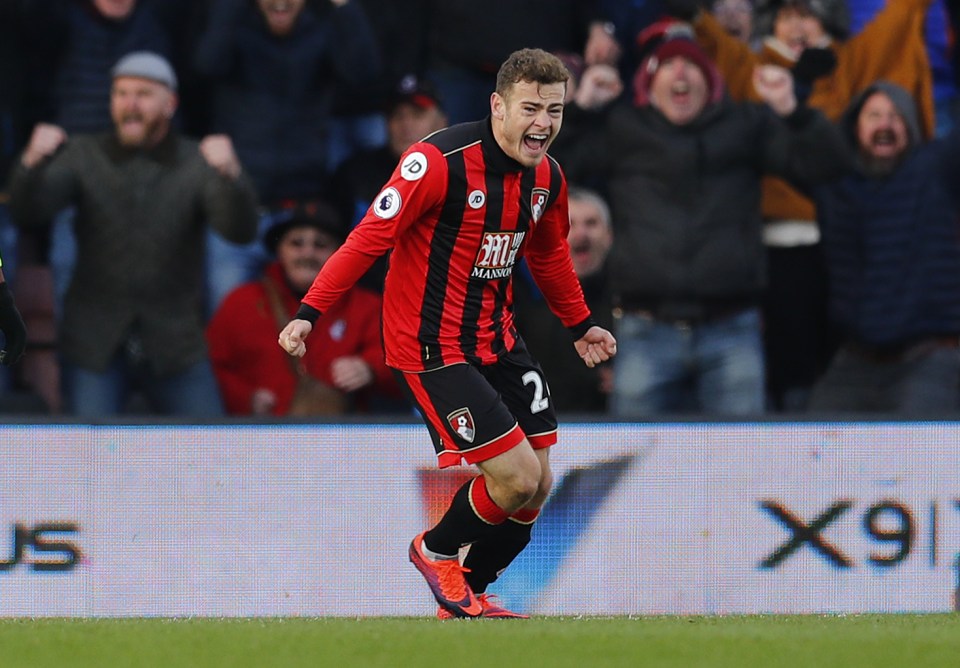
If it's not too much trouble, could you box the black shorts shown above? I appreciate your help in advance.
[393,341,559,468]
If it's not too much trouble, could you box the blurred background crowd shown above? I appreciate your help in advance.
[1,0,958,420]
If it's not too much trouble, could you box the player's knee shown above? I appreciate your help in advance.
[529,468,553,508]
[492,463,541,511]
[504,473,540,510]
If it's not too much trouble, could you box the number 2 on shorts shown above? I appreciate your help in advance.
[522,370,549,414]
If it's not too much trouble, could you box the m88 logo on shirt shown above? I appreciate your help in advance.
[471,231,525,280]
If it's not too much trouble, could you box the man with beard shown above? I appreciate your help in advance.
[808,81,960,414]
[206,202,399,415]
[8,52,258,417]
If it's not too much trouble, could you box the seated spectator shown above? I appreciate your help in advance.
[808,81,960,414]
[194,0,381,313]
[7,52,259,417]
[562,25,849,416]
[206,202,401,416]
[514,186,614,415]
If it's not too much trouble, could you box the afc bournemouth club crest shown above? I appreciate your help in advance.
[447,408,476,443]
[530,188,549,223]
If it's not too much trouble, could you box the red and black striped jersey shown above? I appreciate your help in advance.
[299,118,592,372]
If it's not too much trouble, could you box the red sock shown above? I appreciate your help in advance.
[469,476,510,525]
[510,507,540,525]
[424,475,508,555]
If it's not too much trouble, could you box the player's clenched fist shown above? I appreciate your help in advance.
[574,325,617,369]
[278,319,313,357]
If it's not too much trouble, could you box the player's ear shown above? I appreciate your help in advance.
[491,92,505,120]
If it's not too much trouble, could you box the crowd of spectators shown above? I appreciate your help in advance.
[0,0,958,418]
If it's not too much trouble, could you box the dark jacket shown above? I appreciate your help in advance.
[8,132,259,375]
[813,81,960,347]
[564,96,849,312]
[194,0,380,203]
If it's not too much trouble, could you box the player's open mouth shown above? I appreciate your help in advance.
[523,134,548,152]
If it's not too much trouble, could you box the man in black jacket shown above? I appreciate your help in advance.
[563,22,849,416]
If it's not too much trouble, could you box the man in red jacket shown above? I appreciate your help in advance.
[207,201,397,415]
[279,49,617,618]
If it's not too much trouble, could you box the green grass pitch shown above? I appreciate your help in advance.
[2,614,959,668]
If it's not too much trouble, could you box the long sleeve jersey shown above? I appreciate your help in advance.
[298,118,592,372]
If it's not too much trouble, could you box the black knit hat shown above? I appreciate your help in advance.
[387,74,443,115]
[263,200,346,254]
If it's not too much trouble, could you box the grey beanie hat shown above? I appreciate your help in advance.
[111,51,178,91]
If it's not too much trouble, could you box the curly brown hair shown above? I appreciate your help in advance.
[495,48,570,98]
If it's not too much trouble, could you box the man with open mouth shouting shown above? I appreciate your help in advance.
[807,81,960,415]
[279,48,617,619]
[560,21,848,418]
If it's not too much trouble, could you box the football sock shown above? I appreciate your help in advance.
[420,543,458,562]
[424,475,509,557]
[463,507,539,593]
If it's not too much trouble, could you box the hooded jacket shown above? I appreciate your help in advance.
[813,81,960,347]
